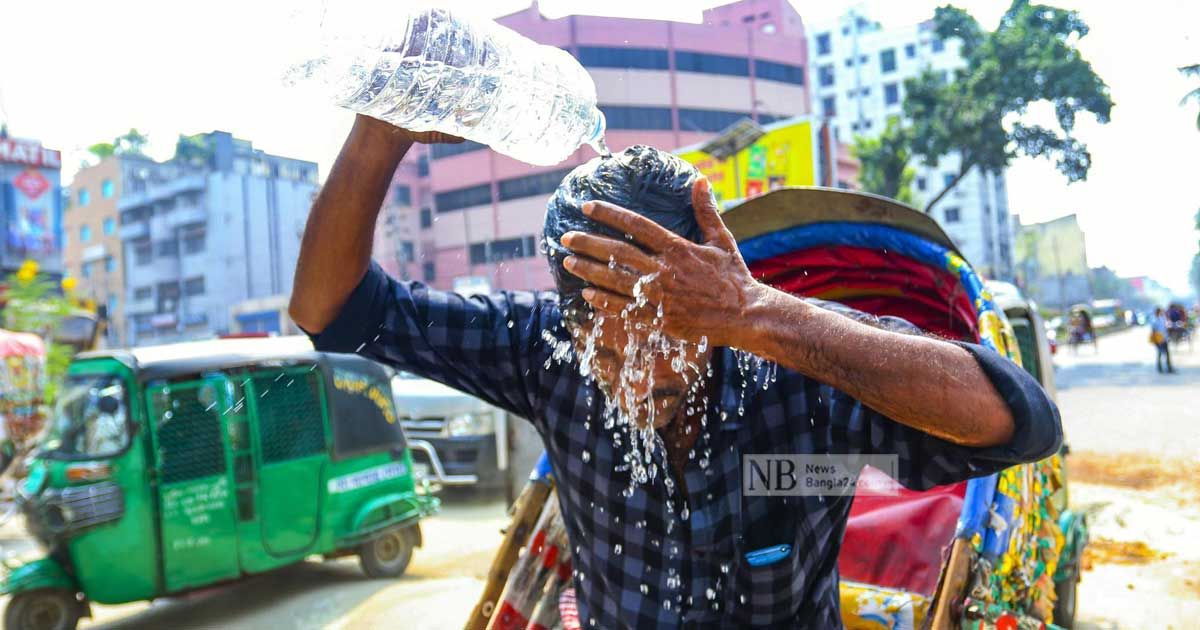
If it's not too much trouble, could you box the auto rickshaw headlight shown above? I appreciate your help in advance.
[444,412,494,437]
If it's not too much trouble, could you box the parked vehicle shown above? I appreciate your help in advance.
[1,336,437,630]
[470,188,1087,630]
[392,371,511,492]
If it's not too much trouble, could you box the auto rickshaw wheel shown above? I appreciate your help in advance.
[4,589,81,630]
[1053,569,1078,629]
[358,527,415,578]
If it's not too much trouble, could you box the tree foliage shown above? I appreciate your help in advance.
[904,0,1114,212]
[852,119,916,204]
[113,128,149,156]
[1180,64,1200,130]
[3,261,75,404]
[174,133,213,167]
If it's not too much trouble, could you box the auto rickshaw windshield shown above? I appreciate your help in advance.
[40,374,130,459]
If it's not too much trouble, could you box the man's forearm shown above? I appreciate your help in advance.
[739,284,1015,448]
[290,115,414,334]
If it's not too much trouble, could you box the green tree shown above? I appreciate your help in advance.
[1180,64,1200,129]
[113,128,149,156]
[3,261,75,405]
[1192,208,1200,297]
[173,133,212,166]
[852,119,915,204]
[87,142,115,160]
[904,0,1114,213]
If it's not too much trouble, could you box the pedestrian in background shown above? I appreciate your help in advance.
[1150,307,1174,374]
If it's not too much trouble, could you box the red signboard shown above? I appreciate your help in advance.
[13,170,49,200]
[0,139,62,169]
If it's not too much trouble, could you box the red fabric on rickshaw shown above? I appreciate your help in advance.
[838,468,967,595]
[746,246,978,341]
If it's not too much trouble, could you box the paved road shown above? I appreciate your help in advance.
[1,326,1194,629]
[1052,326,1200,629]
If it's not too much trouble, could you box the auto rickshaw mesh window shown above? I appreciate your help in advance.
[152,382,225,484]
[253,371,325,463]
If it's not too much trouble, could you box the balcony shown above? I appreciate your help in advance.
[117,174,207,211]
[118,221,149,241]
[81,244,107,263]
[164,203,207,230]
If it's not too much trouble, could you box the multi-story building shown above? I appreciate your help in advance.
[64,155,160,346]
[0,132,63,275]
[376,0,812,291]
[808,10,1015,280]
[119,131,317,344]
[1014,214,1091,311]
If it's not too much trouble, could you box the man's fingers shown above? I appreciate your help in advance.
[582,287,633,315]
[561,232,659,275]
[691,177,736,249]
[565,256,639,297]
[583,201,680,253]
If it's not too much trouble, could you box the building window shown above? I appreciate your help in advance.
[599,105,673,130]
[916,177,927,191]
[183,276,205,297]
[754,60,805,85]
[157,240,179,257]
[674,51,749,77]
[430,140,487,160]
[498,168,574,202]
[103,217,116,235]
[821,96,836,117]
[422,262,435,283]
[818,64,835,87]
[78,189,90,206]
[757,114,787,125]
[133,241,152,266]
[434,184,493,213]
[905,43,916,58]
[944,207,961,223]
[677,109,751,133]
[468,236,539,265]
[815,33,832,55]
[81,262,92,278]
[884,83,900,105]
[859,55,868,64]
[931,38,945,53]
[576,46,669,70]
[134,286,153,300]
[104,256,116,273]
[393,185,412,206]
[101,179,114,199]
[943,173,956,188]
[419,207,433,229]
[880,49,897,73]
[417,154,430,176]
[844,58,853,68]
[80,225,91,243]
[182,225,206,254]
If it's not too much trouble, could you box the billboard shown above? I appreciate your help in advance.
[676,118,820,206]
[0,138,62,267]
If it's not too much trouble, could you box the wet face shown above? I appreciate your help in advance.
[568,315,713,429]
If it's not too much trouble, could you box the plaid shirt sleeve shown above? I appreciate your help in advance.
[816,341,1063,490]
[306,262,555,422]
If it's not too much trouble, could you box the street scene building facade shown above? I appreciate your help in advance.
[808,10,1016,280]
[377,0,812,292]
[1014,214,1092,311]
[0,134,63,276]
[118,131,317,344]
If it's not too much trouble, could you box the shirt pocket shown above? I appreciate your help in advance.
[729,500,807,626]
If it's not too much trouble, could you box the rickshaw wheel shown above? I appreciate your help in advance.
[4,589,81,630]
[359,528,415,578]
[1053,571,1078,629]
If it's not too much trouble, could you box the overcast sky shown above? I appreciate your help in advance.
[2,0,1197,294]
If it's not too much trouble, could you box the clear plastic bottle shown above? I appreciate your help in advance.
[286,6,608,166]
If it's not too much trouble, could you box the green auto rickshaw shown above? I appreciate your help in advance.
[1,336,438,630]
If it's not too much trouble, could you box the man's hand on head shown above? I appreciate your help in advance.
[560,178,768,348]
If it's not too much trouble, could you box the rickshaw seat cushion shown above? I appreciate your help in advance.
[838,467,966,596]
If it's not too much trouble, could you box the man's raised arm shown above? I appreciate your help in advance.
[289,115,459,334]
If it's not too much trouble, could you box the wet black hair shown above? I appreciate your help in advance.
[542,145,702,323]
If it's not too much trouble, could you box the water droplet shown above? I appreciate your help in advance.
[507,320,514,328]
[640,583,649,594]
[581,450,591,462]
[613,543,622,555]
[706,587,716,600]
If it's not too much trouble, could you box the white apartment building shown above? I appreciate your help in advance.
[808,11,1015,280]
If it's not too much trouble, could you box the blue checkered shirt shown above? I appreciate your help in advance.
[310,263,1061,629]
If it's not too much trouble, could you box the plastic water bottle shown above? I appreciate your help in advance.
[285,6,609,166]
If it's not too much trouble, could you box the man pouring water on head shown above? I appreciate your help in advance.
[290,116,1061,628]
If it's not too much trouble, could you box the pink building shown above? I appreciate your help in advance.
[375,0,812,291]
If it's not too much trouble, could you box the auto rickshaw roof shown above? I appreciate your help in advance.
[77,335,375,381]
[722,187,964,259]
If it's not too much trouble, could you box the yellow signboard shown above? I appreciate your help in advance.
[676,118,817,206]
